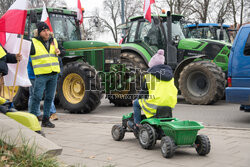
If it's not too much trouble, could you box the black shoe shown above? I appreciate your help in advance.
[36,115,43,121]
[42,117,55,128]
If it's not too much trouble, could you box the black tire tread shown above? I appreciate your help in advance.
[161,136,176,158]
[195,134,211,156]
[178,61,225,105]
[139,124,156,150]
[111,124,125,141]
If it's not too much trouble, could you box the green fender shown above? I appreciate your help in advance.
[121,43,152,64]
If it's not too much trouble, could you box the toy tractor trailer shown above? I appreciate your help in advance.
[118,12,231,106]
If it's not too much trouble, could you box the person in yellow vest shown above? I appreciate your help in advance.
[0,44,22,113]
[127,49,178,130]
[29,22,64,128]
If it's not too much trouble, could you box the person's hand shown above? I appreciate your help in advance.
[16,53,22,61]
[55,48,60,55]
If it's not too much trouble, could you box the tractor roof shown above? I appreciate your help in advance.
[185,23,230,28]
[129,14,184,22]
[27,7,77,16]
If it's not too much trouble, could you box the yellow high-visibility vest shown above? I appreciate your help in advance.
[139,74,178,118]
[0,96,7,105]
[31,38,60,75]
[0,46,6,59]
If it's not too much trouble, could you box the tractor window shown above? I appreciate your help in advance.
[137,20,164,50]
[244,34,250,56]
[50,14,68,41]
[127,21,138,42]
[216,29,230,42]
[66,16,81,40]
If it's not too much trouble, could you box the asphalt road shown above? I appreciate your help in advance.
[55,97,250,129]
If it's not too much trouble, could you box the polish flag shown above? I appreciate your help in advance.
[143,0,155,23]
[41,2,53,32]
[0,0,28,46]
[77,0,83,25]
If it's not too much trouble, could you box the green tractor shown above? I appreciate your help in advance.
[117,12,231,105]
[1,7,126,113]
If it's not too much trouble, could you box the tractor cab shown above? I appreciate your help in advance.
[184,23,231,43]
[25,8,81,42]
[124,14,184,57]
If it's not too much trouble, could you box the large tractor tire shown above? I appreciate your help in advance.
[108,52,147,106]
[178,61,225,105]
[58,62,102,113]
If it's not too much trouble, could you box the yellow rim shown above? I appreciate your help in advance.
[0,78,19,100]
[63,73,85,104]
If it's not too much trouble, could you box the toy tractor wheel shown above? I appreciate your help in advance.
[111,124,125,141]
[179,61,225,105]
[58,62,102,113]
[160,136,176,158]
[138,124,156,149]
[195,134,211,156]
[108,52,147,106]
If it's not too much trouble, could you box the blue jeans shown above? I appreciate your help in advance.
[30,74,58,119]
[28,79,56,116]
[133,99,142,124]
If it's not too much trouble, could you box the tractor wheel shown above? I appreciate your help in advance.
[13,87,29,110]
[108,52,147,106]
[138,124,156,149]
[111,124,125,141]
[58,62,102,113]
[161,136,176,158]
[178,61,225,105]
[195,135,211,156]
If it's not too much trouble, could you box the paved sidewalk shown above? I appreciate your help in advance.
[44,121,250,167]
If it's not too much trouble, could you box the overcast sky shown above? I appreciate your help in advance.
[64,0,103,14]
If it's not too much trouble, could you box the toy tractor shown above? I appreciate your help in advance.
[111,107,210,158]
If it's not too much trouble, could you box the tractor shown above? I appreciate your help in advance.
[0,7,127,113]
[114,12,231,106]
[184,23,231,43]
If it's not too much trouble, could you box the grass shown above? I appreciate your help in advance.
[0,137,60,167]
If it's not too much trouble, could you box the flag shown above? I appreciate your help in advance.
[0,0,28,46]
[77,0,83,25]
[41,2,53,32]
[143,0,155,23]
[4,34,31,87]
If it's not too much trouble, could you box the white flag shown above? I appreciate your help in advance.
[3,34,31,87]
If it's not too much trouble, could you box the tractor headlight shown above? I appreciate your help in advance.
[105,59,114,64]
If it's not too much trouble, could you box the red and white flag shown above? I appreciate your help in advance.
[41,2,53,32]
[143,0,155,23]
[0,0,28,46]
[77,0,83,25]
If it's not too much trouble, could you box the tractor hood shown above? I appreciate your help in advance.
[178,38,231,51]
[63,40,121,51]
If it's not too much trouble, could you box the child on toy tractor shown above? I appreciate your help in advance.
[127,49,178,132]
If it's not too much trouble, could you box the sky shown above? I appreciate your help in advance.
[64,0,103,14]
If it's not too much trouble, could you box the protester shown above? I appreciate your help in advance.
[0,43,22,113]
[29,22,64,128]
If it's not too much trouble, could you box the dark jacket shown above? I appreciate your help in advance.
[137,64,173,99]
[0,45,17,76]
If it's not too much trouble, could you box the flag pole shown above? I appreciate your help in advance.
[10,35,24,102]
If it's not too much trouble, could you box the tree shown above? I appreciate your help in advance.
[28,0,66,8]
[214,0,231,23]
[189,0,211,23]
[163,0,194,16]
[0,0,15,17]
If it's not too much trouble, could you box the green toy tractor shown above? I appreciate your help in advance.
[113,12,231,106]
[0,7,126,113]
[111,108,210,158]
